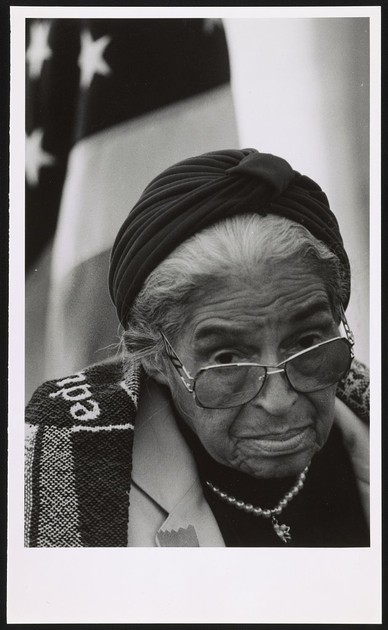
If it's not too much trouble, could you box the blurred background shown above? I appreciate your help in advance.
[25,17,369,401]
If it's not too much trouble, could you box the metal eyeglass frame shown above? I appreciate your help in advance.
[160,305,355,409]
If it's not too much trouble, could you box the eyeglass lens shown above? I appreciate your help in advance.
[194,338,351,409]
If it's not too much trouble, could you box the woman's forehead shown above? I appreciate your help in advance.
[191,299,333,342]
[193,298,332,334]
[183,267,335,344]
[191,260,329,312]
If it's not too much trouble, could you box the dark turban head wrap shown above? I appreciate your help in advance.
[109,148,350,325]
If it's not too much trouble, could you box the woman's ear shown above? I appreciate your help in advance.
[141,357,170,386]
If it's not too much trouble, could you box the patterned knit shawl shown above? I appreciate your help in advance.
[25,358,369,547]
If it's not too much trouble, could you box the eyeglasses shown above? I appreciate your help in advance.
[161,309,354,409]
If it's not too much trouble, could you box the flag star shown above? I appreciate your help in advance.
[78,30,112,89]
[26,21,52,79]
[203,18,223,34]
[25,129,56,186]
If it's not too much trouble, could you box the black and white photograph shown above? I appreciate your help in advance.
[8,4,381,624]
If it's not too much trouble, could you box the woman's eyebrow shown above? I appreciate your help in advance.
[193,323,257,343]
[288,300,332,324]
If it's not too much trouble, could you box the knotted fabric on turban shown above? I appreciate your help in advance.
[109,148,350,325]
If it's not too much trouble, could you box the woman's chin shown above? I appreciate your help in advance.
[238,447,317,480]
[231,427,321,479]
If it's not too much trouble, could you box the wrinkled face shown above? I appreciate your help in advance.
[161,259,339,479]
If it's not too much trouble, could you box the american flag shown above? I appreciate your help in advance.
[25,18,238,398]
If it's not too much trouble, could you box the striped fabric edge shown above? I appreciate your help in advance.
[71,422,134,433]
[24,423,39,546]
[120,363,142,407]
[37,425,83,547]
[119,379,138,406]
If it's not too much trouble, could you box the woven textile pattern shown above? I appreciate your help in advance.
[39,426,83,546]
[25,360,139,547]
[24,423,39,546]
[336,358,370,424]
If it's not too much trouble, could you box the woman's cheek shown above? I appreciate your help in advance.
[309,386,337,448]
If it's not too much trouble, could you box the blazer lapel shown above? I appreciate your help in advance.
[131,378,224,547]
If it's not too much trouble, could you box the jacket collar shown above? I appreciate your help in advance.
[131,376,224,546]
[131,377,198,512]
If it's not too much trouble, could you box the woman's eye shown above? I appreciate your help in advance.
[213,351,240,364]
[297,334,320,350]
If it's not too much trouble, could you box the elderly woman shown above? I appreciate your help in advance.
[25,149,369,547]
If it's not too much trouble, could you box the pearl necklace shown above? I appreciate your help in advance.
[205,464,310,543]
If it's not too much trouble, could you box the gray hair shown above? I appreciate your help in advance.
[122,214,349,370]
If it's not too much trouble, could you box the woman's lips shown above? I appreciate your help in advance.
[243,426,313,454]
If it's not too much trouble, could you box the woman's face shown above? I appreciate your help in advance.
[161,259,340,479]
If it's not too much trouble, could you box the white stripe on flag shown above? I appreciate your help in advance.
[50,84,238,285]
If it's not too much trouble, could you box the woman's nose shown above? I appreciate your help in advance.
[249,369,298,415]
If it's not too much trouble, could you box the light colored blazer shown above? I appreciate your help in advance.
[128,379,369,547]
